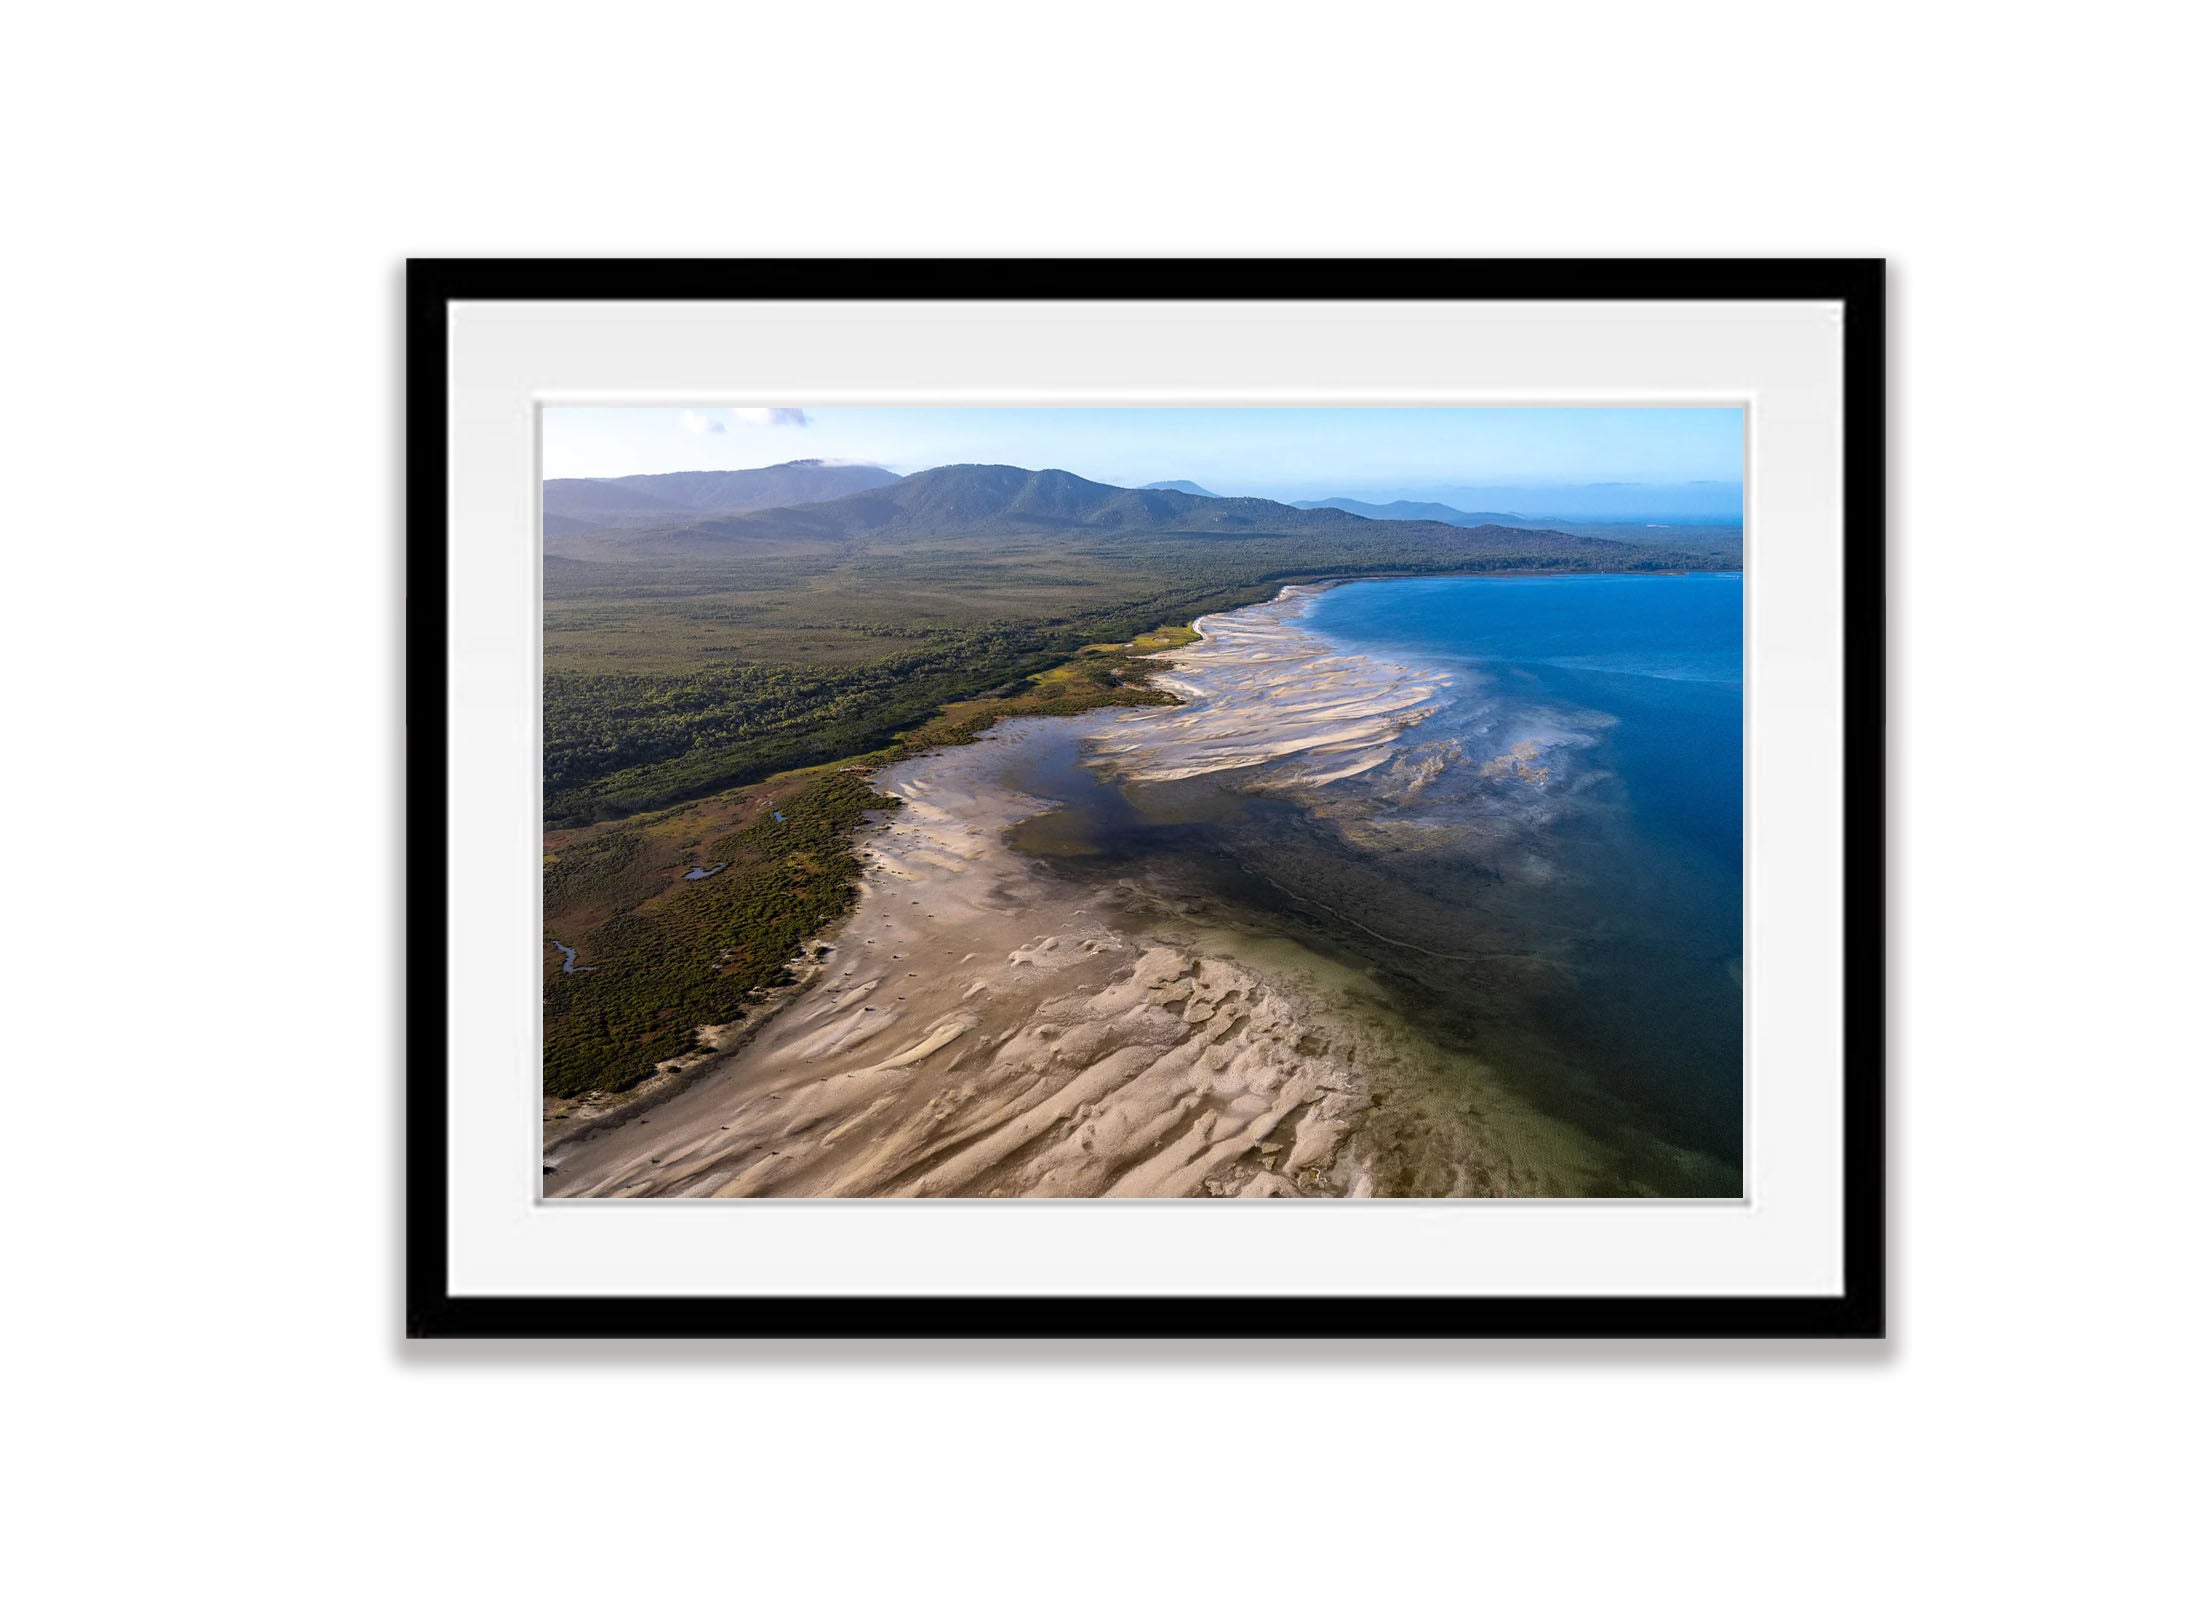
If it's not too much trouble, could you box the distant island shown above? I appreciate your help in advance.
[1292,495,1544,526]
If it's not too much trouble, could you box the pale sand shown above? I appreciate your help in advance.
[545,589,1631,1199]
[1082,585,1451,787]
[544,724,1376,1198]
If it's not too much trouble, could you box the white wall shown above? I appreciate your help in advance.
[7,3,2190,1595]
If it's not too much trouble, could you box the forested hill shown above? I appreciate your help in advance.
[542,464,1738,824]
[544,459,901,532]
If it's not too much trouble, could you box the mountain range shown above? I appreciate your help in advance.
[546,462,1734,575]
[544,459,901,534]
[537,458,1749,580]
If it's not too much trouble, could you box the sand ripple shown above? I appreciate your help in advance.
[542,593,1635,1201]
[1084,586,1449,788]
[544,727,1377,1198]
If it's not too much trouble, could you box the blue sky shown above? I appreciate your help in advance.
[543,406,1745,520]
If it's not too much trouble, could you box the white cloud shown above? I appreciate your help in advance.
[731,407,811,427]
[679,410,725,434]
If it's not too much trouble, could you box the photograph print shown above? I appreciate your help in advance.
[540,404,1745,1200]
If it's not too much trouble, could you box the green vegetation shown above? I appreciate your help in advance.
[541,626,1207,1099]
[544,767,886,1098]
[542,465,1739,1100]
[547,598,1230,826]
[542,641,1207,1099]
[545,468,1728,826]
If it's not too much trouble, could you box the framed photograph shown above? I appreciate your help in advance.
[408,259,1884,1338]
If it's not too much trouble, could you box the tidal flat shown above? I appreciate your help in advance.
[545,575,1744,1199]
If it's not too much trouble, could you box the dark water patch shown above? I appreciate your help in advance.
[992,574,1743,1190]
[1299,574,1742,1170]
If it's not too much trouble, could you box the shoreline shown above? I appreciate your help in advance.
[544,720,1383,1198]
[544,577,1661,1198]
[538,584,1320,1154]
[1084,583,1452,788]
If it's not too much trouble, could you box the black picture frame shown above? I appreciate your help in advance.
[406,258,1885,1340]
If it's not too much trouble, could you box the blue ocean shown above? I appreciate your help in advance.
[1000,572,1745,1192]
[1305,573,1742,873]
[1302,573,1744,1177]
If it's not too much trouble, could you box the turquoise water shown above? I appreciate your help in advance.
[1001,572,1744,1190]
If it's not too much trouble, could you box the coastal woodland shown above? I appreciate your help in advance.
[543,465,1737,1100]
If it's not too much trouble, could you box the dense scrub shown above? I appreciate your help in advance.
[893,626,1194,756]
[545,593,1222,826]
[546,626,1062,825]
[543,768,886,1098]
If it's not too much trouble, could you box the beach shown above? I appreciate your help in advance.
[544,587,1644,1199]
[543,717,1383,1198]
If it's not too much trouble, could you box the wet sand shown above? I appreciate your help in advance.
[1084,585,1452,786]
[545,589,1634,1200]
[544,724,1378,1198]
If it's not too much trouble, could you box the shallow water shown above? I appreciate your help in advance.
[1002,574,1744,1191]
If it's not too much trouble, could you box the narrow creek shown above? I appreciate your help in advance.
[549,939,594,975]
